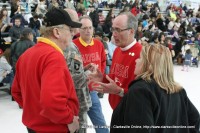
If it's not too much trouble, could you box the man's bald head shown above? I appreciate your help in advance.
[64,8,79,21]
[64,8,79,36]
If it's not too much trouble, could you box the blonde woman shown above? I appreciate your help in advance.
[110,44,200,133]
[156,13,167,32]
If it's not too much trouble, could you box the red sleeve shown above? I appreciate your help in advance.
[168,44,173,50]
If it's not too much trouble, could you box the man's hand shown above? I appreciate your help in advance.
[84,63,98,72]
[2,71,7,78]
[87,67,103,82]
[67,116,79,133]
[91,75,122,94]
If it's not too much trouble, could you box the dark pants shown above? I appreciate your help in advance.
[27,128,36,133]
[27,127,71,133]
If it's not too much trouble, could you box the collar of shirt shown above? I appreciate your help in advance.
[79,37,94,47]
[37,37,63,55]
[120,39,137,51]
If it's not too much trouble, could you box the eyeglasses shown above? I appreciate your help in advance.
[110,27,131,33]
[80,26,93,31]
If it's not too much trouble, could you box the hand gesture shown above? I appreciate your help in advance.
[91,75,121,94]
[67,116,79,133]
[87,67,103,82]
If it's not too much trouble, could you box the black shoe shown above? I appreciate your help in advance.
[12,97,15,101]
[97,93,104,98]
[0,83,3,87]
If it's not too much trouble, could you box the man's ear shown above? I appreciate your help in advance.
[52,28,61,39]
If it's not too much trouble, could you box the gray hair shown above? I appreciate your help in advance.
[40,24,65,37]
[119,12,138,34]
[79,15,93,24]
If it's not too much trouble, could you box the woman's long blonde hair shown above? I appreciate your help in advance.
[136,43,182,94]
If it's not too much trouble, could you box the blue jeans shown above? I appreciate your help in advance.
[105,66,110,74]
[2,71,14,86]
[88,91,109,133]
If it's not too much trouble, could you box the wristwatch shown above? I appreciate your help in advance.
[117,88,124,97]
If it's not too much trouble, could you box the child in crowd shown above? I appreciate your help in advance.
[182,49,193,72]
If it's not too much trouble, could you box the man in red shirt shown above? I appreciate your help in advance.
[12,8,81,133]
[89,12,142,110]
[73,16,109,133]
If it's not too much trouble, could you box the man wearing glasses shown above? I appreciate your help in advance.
[12,8,81,133]
[73,16,109,133]
[89,12,142,110]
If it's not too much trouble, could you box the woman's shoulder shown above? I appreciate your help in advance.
[128,78,162,93]
[128,78,151,92]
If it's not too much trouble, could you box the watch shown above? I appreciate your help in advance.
[117,88,124,97]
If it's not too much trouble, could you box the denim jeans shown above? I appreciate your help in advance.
[105,66,110,74]
[2,71,14,86]
[88,91,109,133]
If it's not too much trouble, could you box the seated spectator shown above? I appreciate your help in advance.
[36,0,47,16]
[158,32,166,46]
[168,18,175,32]
[11,14,28,27]
[10,0,21,19]
[28,14,41,42]
[102,9,113,39]
[48,0,59,11]
[143,24,155,43]
[135,24,143,42]
[0,8,12,32]
[9,17,24,43]
[98,10,105,26]
[131,5,139,17]
[10,28,34,74]
[156,13,167,32]
[142,14,149,28]
[64,0,75,10]
[0,48,13,86]
[110,44,200,133]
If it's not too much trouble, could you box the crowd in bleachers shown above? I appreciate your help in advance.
[0,0,200,89]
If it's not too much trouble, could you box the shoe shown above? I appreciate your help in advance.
[0,83,3,87]
[12,97,14,101]
[97,93,104,98]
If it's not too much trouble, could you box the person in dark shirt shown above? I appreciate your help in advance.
[10,27,34,74]
[28,14,41,42]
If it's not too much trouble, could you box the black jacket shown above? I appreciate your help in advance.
[111,78,200,133]
[9,26,24,42]
[28,17,41,30]
[10,39,34,73]
[89,11,99,28]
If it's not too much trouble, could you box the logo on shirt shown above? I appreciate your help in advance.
[111,63,129,78]
[82,52,100,63]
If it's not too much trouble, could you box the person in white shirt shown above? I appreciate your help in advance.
[0,48,13,85]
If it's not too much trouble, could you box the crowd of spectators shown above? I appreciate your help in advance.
[1,0,200,93]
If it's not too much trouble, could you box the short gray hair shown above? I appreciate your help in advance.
[40,24,65,37]
[119,12,138,34]
[79,15,92,24]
